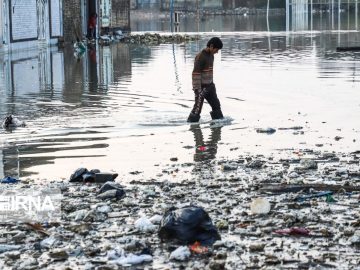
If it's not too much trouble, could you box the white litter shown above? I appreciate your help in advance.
[149,214,163,224]
[114,254,153,266]
[134,217,157,233]
[40,236,57,249]
[250,198,271,214]
[169,246,191,261]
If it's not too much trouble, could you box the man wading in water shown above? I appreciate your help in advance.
[187,37,224,123]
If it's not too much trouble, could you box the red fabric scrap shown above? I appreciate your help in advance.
[274,227,310,236]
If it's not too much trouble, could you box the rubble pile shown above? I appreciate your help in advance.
[121,33,199,45]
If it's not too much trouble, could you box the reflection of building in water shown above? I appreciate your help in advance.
[286,0,360,31]
[85,44,130,89]
[63,43,131,98]
[0,48,65,178]
[99,47,114,86]
[286,0,309,31]
[0,48,64,115]
[0,42,132,178]
[112,44,132,81]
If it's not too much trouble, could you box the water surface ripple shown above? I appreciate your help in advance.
[1,21,360,180]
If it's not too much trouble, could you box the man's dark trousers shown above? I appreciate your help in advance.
[188,83,223,122]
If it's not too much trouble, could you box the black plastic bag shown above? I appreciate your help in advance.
[69,168,118,183]
[158,205,221,245]
[97,181,125,200]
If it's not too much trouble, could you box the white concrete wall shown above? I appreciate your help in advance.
[11,0,38,41]
[50,0,62,37]
[0,0,63,53]
[1,0,10,50]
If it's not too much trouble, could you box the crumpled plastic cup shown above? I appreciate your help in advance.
[250,198,271,214]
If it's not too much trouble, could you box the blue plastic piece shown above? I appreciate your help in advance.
[295,191,333,202]
[1,176,20,184]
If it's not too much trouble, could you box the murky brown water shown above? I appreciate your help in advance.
[1,14,360,181]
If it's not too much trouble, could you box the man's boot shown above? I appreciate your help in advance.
[210,110,224,120]
[187,112,200,123]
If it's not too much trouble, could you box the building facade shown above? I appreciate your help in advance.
[0,0,63,53]
[0,0,131,52]
[63,0,131,43]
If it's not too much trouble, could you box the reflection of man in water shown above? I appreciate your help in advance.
[190,125,222,162]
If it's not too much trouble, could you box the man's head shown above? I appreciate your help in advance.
[207,37,223,55]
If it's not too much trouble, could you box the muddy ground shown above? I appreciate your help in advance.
[0,146,359,270]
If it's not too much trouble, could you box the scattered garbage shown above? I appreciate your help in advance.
[221,163,238,171]
[2,115,25,129]
[216,220,229,230]
[350,230,360,247]
[25,223,50,236]
[295,191,333,202]
[120,33,199,45]
[198,146,206,151]
[0,176,20,184]
[97,190,125,201]
[73,39,86,53]
[169,246,191,261]
[274,227,310,236]
[68,209,88,221]
[73,39,86,59]
[69,168,118,183]
[135,216,157,233]
[40,237,57,249]
[108,249,153,266]
[299,159,318,170]
[48,249,69,261]
[325,194,337,203]
[158,205,221,245]
[114,253,153,266]
[0,148,359,269]
[98,181,124,194]
[246,159,264,169]
[100,35,112,41]
[97,181,125,201]
[149,214,163,225]
[250,198,271,214]
[69,168,88,182]
[256,127,276,134]
[0,245,21,254]
[114,30,124,40]
[189,241,209,254]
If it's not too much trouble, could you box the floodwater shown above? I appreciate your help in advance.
[1,13,360,181]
